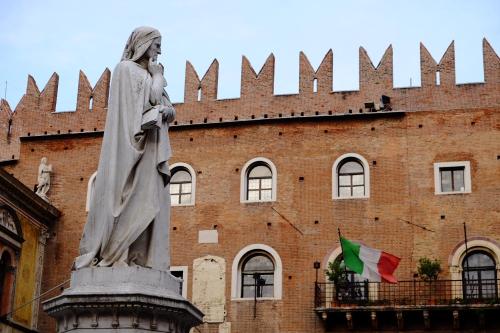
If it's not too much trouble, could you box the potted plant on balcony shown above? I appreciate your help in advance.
[417,257,442,305]
[325,260,347,306]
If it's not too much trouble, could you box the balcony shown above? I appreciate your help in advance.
[314,279,500,331]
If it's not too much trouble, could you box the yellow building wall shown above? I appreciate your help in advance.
[11,215,40,328]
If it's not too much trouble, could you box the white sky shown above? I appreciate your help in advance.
[0,0,499,111]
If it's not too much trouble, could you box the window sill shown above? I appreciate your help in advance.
[435,191,471,196]
[231,297,280,301]
[171,203,195,207]
[332,196,369,201]
[240,199,276,204]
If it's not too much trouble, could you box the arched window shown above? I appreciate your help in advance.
[247,164,272,201]
[332,153,370,199]
[462,251,498,300]
[241,252,274,298]
[449,238,500,300]
[0,251,13,315]
[241,158,277,203]
[169,163,196,206]
[338,159,365,197]
[231,244,282,299]
[170,169,192,205]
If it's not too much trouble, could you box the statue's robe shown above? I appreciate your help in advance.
[76,60,173,271]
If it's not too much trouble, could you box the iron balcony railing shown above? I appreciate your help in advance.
[315,279,500,308]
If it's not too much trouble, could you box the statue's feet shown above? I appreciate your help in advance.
[112,260,129,268]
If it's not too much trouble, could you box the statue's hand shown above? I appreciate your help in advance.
[148,57,164,77]
[159,105,175,122]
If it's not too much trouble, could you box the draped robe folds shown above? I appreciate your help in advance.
[75,60,173,271]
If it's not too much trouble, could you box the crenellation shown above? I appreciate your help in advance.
[359,45,393,92]
[241,53,275,99]
[76,70,93,113]
[184,59,219,103]
[420,41,455,88]
[92,68,111,110]
[26,75,41,97]
[438,41,456,87]
[299,49,333,94]
[1,40,499,162]
[76,69,111,113]
[39,73,59,113]
[184,61,201,103]
[0,99,16,160]
[483,38,500,84]
[0,99,13,116]
[200,59,219,102]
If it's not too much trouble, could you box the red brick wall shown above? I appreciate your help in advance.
[4,107,498,332]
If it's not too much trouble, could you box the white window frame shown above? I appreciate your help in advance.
[332,153,370,200]
[240,157,277,203]
[170,265,188,298]
[169,162,196,206]
[231,244,282,300]
[433,161,471,195]
[86,171,97,212]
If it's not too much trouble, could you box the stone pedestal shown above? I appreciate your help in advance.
[43,267,203,332]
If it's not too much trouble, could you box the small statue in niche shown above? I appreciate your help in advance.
[36,157,52,201]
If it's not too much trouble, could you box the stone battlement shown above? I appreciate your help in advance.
[0,39,498,161]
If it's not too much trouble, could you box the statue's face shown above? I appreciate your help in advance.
[41,157,47,164]
[146,37,162,61]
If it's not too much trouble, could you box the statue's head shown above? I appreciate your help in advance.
[145,36,162,62]
[41,157,47,164]
[121,26,162,62]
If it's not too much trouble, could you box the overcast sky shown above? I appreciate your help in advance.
[1,0,499,111]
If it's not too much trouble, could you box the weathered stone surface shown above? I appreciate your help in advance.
[192,256,226,323]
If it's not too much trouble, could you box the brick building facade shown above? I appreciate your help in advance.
[0,39,499,332]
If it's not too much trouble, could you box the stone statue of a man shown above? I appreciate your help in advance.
[75,27,175,271]
[36,157,52,201]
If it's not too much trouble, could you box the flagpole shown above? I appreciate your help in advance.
[337,228,344,258]
[337,228,349,277]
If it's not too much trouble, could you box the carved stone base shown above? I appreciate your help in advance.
[43,267,203,332]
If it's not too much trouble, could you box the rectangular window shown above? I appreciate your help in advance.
[440,167,464,192]
[434,161,471,195]
[170,266,188,298]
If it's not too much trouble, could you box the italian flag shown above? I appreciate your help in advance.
[340,237,401,283]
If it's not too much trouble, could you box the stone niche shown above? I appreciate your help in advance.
[192,255,226,323]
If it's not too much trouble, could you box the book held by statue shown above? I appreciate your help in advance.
[141,106,162,130]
